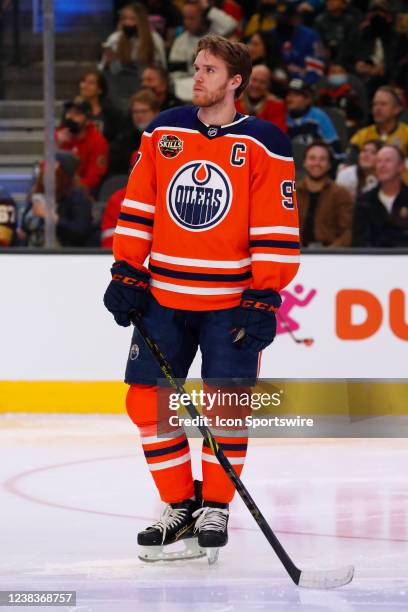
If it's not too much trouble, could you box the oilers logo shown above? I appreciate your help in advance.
[167,161,232,231]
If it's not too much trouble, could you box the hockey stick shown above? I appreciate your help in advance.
[130,313,353,588]
[277,312,314,347]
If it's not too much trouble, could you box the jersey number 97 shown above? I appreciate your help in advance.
[280,180,296,210]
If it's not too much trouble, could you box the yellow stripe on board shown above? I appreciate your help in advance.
[0,382,128,413]
[1,380,408,416]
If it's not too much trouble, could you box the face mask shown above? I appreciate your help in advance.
[328,74,348,87]
[123,25,137,38]
[63,118,82,134]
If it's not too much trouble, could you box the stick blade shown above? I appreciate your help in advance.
[298,565,354,589]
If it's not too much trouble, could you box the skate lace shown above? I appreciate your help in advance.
[151,505,188,545]
[192,506,229,533]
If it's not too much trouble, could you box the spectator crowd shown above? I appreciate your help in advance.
[1,0,407,249]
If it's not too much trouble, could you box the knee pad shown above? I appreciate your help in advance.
[126,384,158,430]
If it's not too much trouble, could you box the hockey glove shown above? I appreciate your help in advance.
[231,288,282,353]
[103,260,150,327]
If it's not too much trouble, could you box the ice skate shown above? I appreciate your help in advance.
[138,481,205,562]
[193,501,229,565]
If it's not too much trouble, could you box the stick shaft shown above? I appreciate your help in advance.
[133,315,301,585]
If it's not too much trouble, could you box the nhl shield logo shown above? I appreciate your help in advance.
[129,343,140,360]
[158,134,183,158]
[167,160,232,231]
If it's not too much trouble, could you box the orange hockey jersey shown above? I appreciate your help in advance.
[113,106,300,310]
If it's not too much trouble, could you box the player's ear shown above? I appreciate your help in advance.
[230,74,242,95]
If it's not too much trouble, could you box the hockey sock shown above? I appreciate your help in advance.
[201,384,249,503]
[201,434,247,502]
[126,384,194,503]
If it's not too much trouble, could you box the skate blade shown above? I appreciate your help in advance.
[138,538,206,562]
[206,548,220,565]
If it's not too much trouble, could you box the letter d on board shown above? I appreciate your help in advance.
[336,290,383,340]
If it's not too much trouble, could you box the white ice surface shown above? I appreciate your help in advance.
[1,414,407,611]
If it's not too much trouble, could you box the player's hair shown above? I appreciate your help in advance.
[130,88,161,113]
[117,3,154,66]
[195,35,252,99]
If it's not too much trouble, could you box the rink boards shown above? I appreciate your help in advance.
[0,251,407,412]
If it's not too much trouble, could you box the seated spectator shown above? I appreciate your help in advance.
[296,0,325,27]
[236,65,287,132]
[351,0,403,97]
[0,187,17,247]
[141,65,183,110]
[317,63,365,136]
[244,0,278,38]
[143,0,183,51]
[168,0,237,101]
[286,79,343,164]
[21,152,93,247]
[100,2,166,108]
[297,142,354,247]
[314,0,358,63]
[271,0,325,85]
[77,70,124,143]
[246,30,287,97]
[353,145,408,247]
[211,0,243,37]
[348,86,408,180]
[56,97,109,194]
[337,140,382,200]
[217,0,243,22]
[109,89,161,175]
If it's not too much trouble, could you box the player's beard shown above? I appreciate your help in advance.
[192,81,229,108]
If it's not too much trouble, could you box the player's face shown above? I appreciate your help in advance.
[304,147,331,180]
[192,51,238,108]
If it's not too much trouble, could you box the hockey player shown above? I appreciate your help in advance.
[103,34,300,562]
